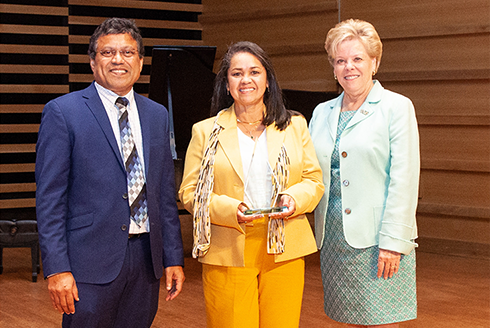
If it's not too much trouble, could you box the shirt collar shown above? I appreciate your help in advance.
[94,82,135,107]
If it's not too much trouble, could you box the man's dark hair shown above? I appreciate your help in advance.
[88,17,144,59]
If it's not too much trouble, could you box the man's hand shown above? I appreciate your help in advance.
[165,266,185,301]
[47,272,79,314]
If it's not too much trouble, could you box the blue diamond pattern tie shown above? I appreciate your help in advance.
[116,97,148,227]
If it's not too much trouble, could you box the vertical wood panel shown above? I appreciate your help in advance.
[338,0,490,245]
[199,0,490,247]
[200,1,338,91]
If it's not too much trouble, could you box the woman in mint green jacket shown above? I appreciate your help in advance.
[309,19,419,327]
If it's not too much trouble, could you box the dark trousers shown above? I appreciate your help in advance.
[62,234,160,328]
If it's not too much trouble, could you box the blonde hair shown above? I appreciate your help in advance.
[325,19,382,72]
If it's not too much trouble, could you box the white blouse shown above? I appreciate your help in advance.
[238,129,272,210]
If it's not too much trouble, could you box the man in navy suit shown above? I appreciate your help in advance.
[35,18,185,327]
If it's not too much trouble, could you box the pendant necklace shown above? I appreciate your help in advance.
[237,118,263,139]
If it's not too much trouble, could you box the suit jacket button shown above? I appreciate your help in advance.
[342,179,350,186]
[121,225,128,231]
[341,151,348,158]
[122,193,128,199]
[344,208,351,214]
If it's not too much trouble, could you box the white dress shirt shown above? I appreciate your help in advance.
[95,82,149,233]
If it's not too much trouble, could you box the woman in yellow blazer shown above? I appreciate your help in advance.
[309,20,419,327]
[179,41,324,328]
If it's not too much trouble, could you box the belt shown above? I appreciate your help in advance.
[128,233,148,239]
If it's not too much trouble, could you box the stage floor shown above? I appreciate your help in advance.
[1,247,489,327]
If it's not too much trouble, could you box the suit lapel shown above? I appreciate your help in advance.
[327,95,342,141]
[83,83,125,170]
[135,94,151,175]
[216,106,245,183]
[266,123,286,170]
[345,80,382,130]
[346,103,374,129]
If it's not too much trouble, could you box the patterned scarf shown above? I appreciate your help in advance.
[192,110,290,258]
[192,111,224,258]
[268,145,289,254]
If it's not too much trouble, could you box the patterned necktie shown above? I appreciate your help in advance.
[115,97,148,227]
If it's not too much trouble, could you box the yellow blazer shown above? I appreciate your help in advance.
[179,105,324,267]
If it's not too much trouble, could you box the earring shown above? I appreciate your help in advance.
[372,70,376,76]
[334,74,337,81]
[227,89,230,95]
[267,86,270,93]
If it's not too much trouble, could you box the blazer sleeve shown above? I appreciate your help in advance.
[179,121,244,234]
[378,96,420,255]
[280,116,325,216]
[155,106,185,268]
[35,100,72,277]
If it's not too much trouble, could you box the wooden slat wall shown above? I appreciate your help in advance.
[0,0,203,220]
[67,0,203,95]
[2,0,489,247]
[199,0,490,246]
[1,1,68,217]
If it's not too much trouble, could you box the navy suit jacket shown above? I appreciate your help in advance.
[36,82,184,284]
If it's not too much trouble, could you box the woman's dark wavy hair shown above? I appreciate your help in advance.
[210,41,293,131]
[88,17,145,60]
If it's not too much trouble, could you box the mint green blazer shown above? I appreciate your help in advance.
[309,81,419,255]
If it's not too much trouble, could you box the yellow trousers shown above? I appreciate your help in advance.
[202,217,305,328]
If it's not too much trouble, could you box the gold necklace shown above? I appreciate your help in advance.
[236,118,262,125]
[237,119,262,139]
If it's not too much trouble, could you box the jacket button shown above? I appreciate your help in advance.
[341,151,348,158]
[122,193,128,199]
[342,179,350,187]
[121,225,128,231]
[344,208,351,214]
